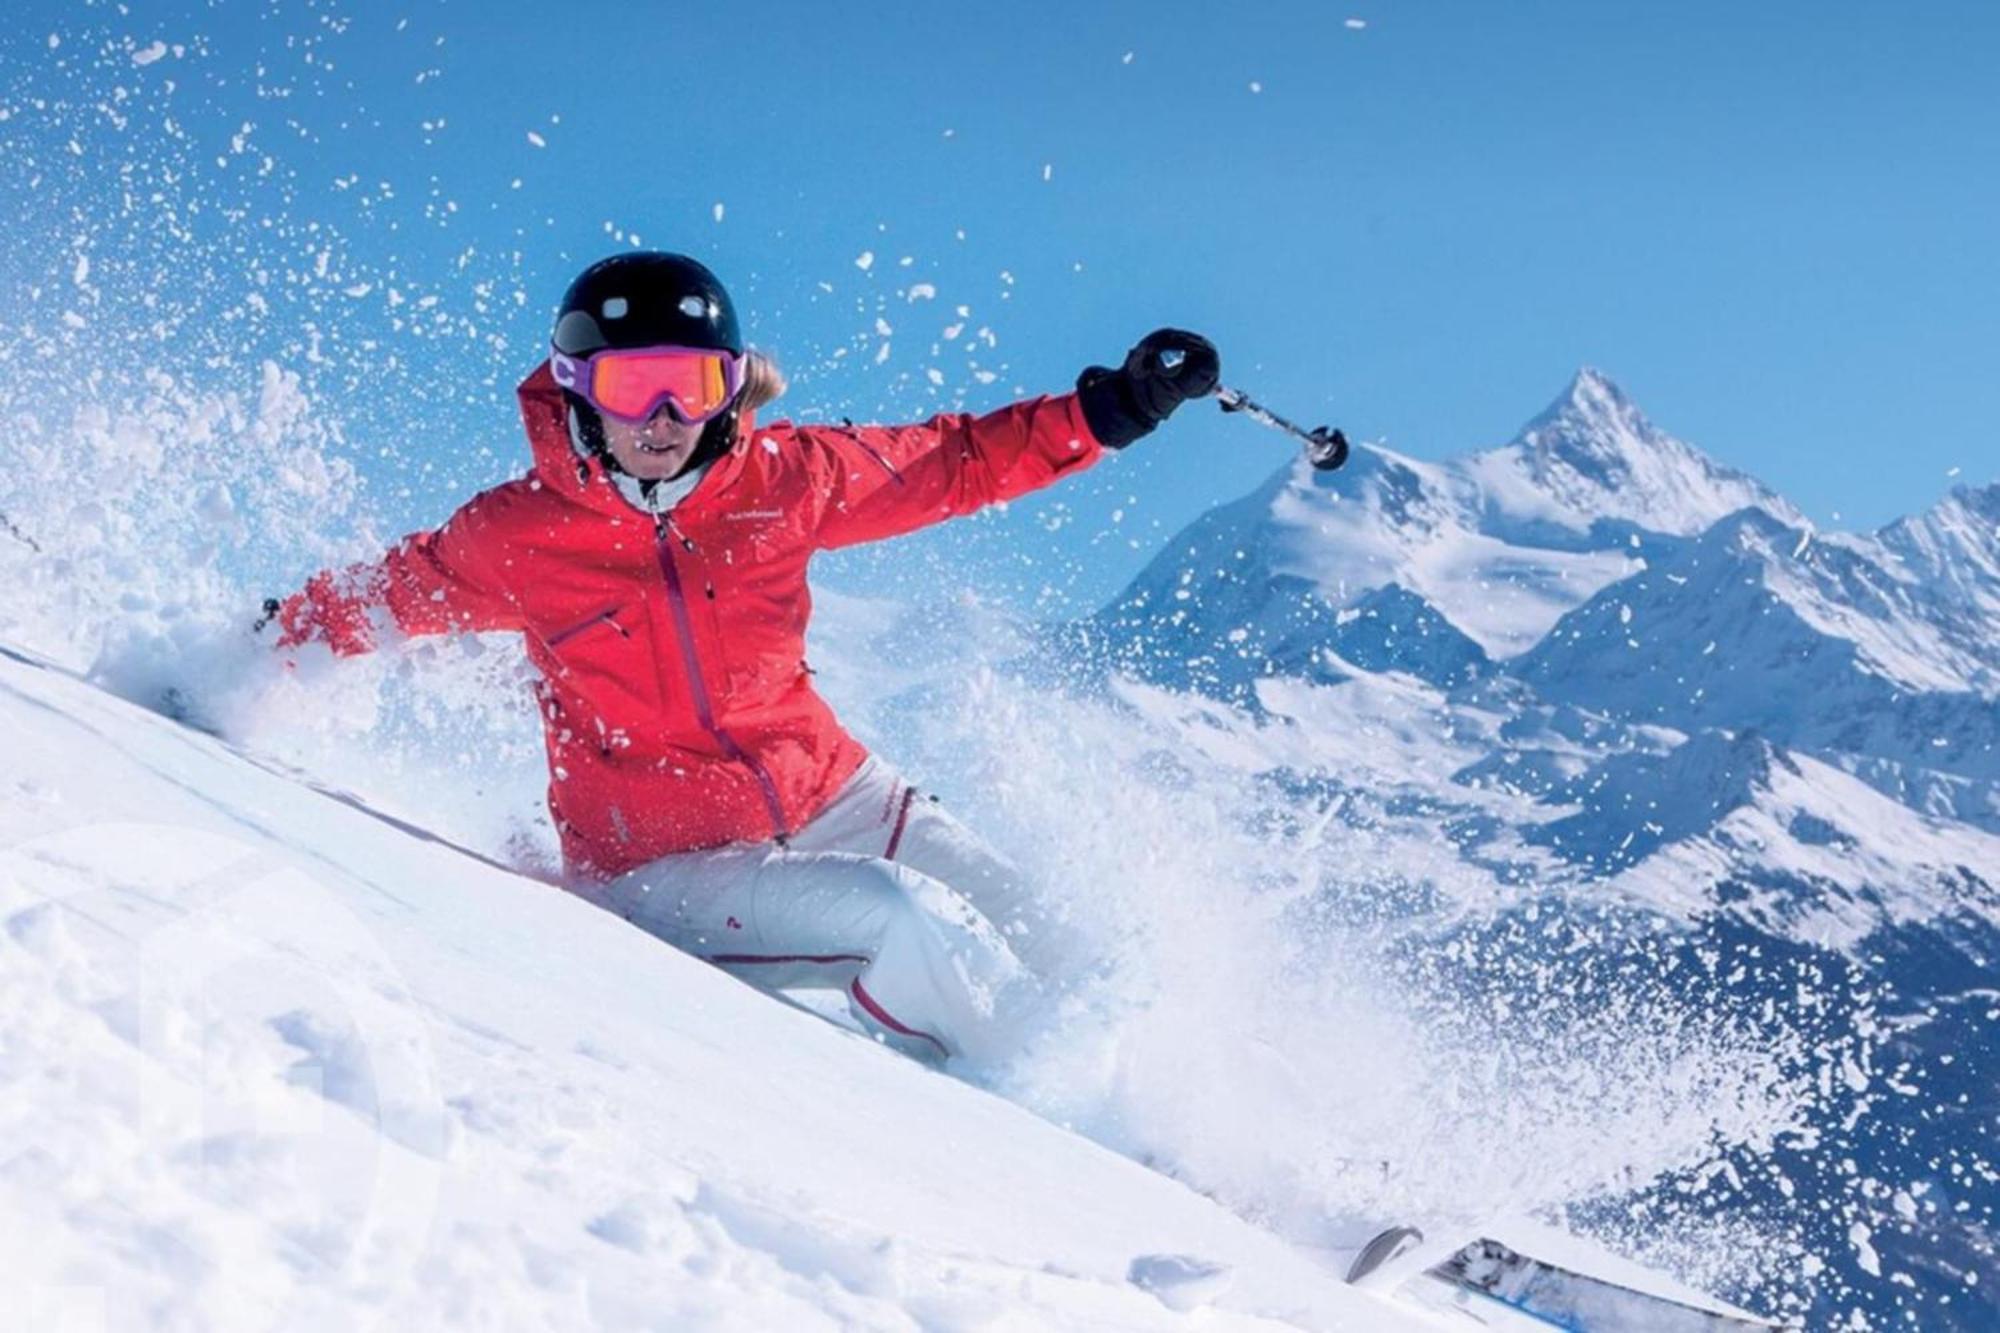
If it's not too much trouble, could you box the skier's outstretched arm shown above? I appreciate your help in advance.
[265,490,524,656]
[805,328,1219,551]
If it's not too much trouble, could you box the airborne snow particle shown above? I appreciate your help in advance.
[1042,163,1052,182]
[527,131,546,148]
[854,251,875,271]
[132,40,168,66]
[1850,1222,1881,1277]
[907,283,936,302]
[1345,18,1368,29]
[1249,81,1263,94]
[874,341,891,365]
[1122,51,1134,64]
[712,202,725,222]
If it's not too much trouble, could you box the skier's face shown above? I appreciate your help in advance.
[600,404,705,480]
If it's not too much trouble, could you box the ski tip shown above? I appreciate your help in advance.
[1345,1224,1426,1284]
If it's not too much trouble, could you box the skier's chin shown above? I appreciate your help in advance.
[613,440,694,480]
[627,451,688,480]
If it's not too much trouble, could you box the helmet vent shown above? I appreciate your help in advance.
[678,294,708,318]
[601,297,629,319]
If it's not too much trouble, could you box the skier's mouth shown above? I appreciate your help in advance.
[636,440,678,456]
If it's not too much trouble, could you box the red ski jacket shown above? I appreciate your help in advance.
[277,361,1105,879]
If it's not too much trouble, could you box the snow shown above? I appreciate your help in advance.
[1128,1253,1235,1311]
[1851,1223,1882,1278]
[0,74,1986,1314]
[1519,505,2000,791]
[0,643,1430,1331]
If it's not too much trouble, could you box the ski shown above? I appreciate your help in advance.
[1425,1237,1785,1331]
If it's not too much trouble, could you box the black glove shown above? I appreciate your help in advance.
[1075,328,1221,449]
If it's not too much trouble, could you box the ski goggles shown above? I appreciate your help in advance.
[549,344,744,425]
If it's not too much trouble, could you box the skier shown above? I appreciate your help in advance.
[267,251,1218,1063]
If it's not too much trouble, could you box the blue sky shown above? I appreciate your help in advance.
[4,0,1997,614]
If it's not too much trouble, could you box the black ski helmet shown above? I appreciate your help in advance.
[553,251,742,358]
[552,251,745,479]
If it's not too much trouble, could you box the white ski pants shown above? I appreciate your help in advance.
[576,755,1033,1064]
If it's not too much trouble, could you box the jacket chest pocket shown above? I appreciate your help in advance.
[705,548,811,698]
[535,601,670,736]
[545,603,633,651]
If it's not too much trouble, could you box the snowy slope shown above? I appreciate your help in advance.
[0,642,1442,1332]
[1089,369,1797,687]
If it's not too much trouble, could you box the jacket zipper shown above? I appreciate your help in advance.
[545,604,631,648]
[651,513,791,841]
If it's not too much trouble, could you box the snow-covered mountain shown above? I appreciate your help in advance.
[1874,480,2000,654]
[1062,373,2000,1328]
[1087,369,1801,695]
[1093,369,1999,830]
[1518,503,2000,832]
[1467,368,1798,545]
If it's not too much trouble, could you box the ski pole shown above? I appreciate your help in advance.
[1155,349,1349,471]
[1213,385,1350,471]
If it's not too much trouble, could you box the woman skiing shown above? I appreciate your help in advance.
[271,251,1219,1063]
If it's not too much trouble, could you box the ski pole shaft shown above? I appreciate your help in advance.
[1213,385,1350,471]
